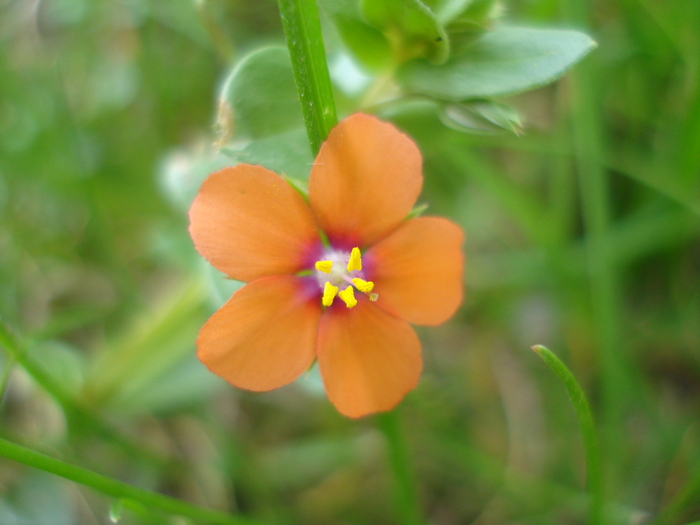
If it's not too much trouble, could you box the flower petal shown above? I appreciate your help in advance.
[366,217,463,326]
[197,275,321,392]
[189,165,320,282]
[308,114,422,247]
[317,299,422,418]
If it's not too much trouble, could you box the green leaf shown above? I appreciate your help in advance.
[439,100,523,135]
[431,0,476,25]
[442,0,502,54]
[334,16,393,71]
[397,26,596,100]
[216,47,314,182]
[220,127,314,181]
[219,46,304,139]
[441,0,499,26]
[318,0,392,71]
[361,0,449,64]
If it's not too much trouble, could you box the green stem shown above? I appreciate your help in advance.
[277,0,338,153]
[377,410,424,525]
[0,320,74,408]
[531,345,602,525]
[0,437,261,525]
[276,5,422,523]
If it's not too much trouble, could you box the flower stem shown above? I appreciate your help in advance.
[277,0,338,154]
[276,3,422,522]
[377,410,424,525]
[0,436,261,525]
[531,345,603,524]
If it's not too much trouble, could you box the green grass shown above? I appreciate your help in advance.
[1,0,699,524]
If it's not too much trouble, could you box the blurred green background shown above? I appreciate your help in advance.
[1,0,699,523]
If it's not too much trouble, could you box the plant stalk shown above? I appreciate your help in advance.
[532,345,602,524]
[277,0,338,154]
[0,436,261,525]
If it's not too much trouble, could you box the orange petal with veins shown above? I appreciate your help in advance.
[367,217,463,326]
[317,299,422,418]
[197,275,321,392]
[189,165,320,282]
[308,114,422,247]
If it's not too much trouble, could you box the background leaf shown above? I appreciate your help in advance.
[397,26,596,99]
[318,0,393,71]
[220,127,313,181]
[361,0,449,64]
[219,46,304,139]
[217,46,313,179]
[438,100,523,134]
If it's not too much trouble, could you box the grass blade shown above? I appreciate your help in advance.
[531,344,602,524]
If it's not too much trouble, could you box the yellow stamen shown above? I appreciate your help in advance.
[352,278,374,293]
[315,260,333,273]
[347,247,362,272]
[338,285,357,308]
[322,282,338,306]
[369,293,379,302]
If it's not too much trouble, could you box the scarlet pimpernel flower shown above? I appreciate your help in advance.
[189,114,463,418]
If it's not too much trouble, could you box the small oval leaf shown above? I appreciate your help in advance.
[398,26,596,100]
[219,47,304,139]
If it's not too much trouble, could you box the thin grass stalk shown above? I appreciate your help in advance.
[0,437,261,525]
[531,345,602,524]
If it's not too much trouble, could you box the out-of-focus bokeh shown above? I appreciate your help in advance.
[1,0,699,523]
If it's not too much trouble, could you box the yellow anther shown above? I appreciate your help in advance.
[347,247,362,272]
[338,285,357,308]
[369,293,379,302]
[352,278,374,293]
[315,260,333,273]
[322,282,339,307]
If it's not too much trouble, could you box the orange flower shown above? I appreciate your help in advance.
[189,114,463,418]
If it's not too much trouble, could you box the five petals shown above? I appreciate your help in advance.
[191,114,464,418]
